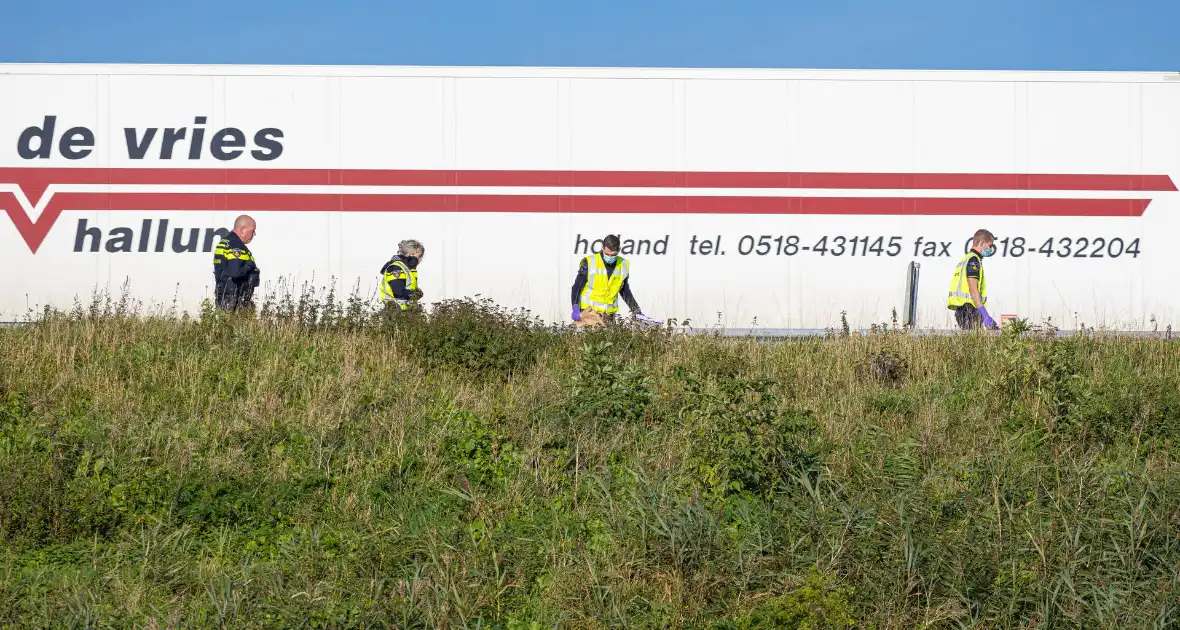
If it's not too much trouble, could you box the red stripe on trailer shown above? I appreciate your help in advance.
[0,167,1175,206]
[1,166,1171,253]
[2,190,1155,253]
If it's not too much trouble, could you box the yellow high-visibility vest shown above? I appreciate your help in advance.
[947,251,987,309]
[579,253,629,314]
[379,258,418,310]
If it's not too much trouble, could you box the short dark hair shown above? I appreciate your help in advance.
[972,229,995,245]
[603,234,621,252]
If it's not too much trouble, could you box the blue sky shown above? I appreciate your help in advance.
[1,0,1178,71]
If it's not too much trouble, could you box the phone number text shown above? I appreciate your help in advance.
[729,235,1143,258]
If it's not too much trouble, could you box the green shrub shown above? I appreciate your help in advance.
[735,568,856,629]
[995,331,1180,446]
[577,319,674,363]
[567,340,656,425]
[442,411,521,489]
[390,296,557,378]
[680,368,822,500]
[0,394,129,549]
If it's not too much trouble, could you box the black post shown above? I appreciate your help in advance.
[903,261,920,329]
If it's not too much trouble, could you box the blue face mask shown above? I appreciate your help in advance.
[981,246,995,258]
[602,253,617,264]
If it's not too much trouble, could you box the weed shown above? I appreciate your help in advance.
[727,568,856,629]
[442,411,522,489]
[680,368,822,500]
[568,341,656,425]
[393,296,557,379]
[856,349,909,387]
[0,291,1177,628]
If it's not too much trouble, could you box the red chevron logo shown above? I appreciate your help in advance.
[1,167,1174,253]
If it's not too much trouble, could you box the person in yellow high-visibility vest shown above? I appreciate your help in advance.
[379,239,425,311]
[948,228,998,330]
[570,234,652,325]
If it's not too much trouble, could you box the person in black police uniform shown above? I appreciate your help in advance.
[212,215,260,311]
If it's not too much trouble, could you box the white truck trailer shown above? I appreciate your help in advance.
[2,63,1178,331]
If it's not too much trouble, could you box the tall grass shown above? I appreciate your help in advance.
[1,286,1178,629]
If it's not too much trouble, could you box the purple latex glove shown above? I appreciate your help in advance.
[978,306,998,329]
[571,305,582,322]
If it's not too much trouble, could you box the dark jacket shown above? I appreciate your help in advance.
[213,232,259,310]
[571,255,640,313]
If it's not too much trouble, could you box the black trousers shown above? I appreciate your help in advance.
[215,281,255,311]
[954,304,982,330]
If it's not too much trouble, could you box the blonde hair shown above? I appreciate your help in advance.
[398,239,424,258]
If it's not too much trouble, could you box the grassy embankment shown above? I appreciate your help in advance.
[1,292,1178,629]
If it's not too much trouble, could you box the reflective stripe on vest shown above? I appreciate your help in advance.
[379,259,418,310]
[213,238,254,264]
[213,237,254,281]
[947,252,986,308]
[579,253,628,314]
